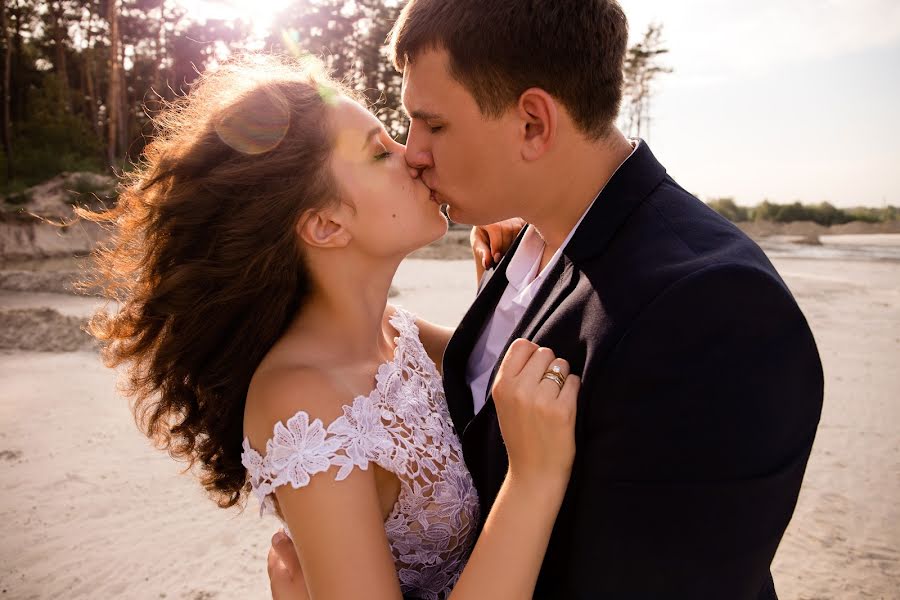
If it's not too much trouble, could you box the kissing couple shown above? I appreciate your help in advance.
[86,1,823,598]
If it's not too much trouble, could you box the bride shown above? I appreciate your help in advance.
[84,55,579,600]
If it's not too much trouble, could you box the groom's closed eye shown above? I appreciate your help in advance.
[410,109,445,132]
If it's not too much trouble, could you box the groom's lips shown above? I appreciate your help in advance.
[422,175,449,208]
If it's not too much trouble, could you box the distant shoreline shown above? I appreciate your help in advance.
[736,219,900,238]
[2,220,897,266]
[2,172,897,263]
[408,221,900,261]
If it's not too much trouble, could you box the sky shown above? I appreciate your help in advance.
[176,0,900,208]
[621,0,900,207]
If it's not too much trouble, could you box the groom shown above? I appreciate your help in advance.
[274,1,823,597]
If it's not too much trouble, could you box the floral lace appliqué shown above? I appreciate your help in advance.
[241,307,479,600]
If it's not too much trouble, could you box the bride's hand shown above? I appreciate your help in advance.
[491,339,579,489]
[268,530,309,600]
[470,218,527,270]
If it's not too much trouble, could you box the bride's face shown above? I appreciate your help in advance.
[327,97,448,258]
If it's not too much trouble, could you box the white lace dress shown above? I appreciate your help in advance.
[241,307,480,600]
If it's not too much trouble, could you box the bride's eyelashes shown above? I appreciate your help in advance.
[373,137,393,161]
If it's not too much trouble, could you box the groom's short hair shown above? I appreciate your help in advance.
[390,0,629,139]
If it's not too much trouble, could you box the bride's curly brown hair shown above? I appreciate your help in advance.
[81,55,351,508]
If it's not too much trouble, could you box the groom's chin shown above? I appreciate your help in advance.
[444,204,473,226]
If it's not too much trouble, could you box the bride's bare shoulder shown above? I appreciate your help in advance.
[244,361,352,448]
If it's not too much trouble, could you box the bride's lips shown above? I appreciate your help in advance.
[425,183,443,206]
[422,176,445,206]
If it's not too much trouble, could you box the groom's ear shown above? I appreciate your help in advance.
[297,203,353,249]
[517,88,558,162]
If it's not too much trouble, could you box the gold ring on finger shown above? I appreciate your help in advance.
[541,369,566,391]
[547,363,567,381]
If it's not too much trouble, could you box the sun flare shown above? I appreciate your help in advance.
[175,0,296,37]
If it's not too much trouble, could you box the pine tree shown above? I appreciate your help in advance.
[621,23,672,140]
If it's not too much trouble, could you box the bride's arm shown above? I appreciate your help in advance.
[246,368,402,600]
[448,339,576,599]
[272,459,402,600]
[256,342,578,600]
[412,315,454,375]
[256,340,580,600]
[448,474,567,599]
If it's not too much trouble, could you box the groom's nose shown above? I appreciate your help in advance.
[405,126,434,174]
[405,147,433,174]
[401,147,424,179]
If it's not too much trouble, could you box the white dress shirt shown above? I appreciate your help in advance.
[465,140,639,414]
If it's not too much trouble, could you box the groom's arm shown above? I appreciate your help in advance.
[413,314,455,376]
[383,305,453,375]
[470,219,526,285]
[560,264,823,598]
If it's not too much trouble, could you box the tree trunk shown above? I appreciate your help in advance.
[10,1,25,125]
[50,0,71,112]
[152,0,164,100]
[118,36,128,160]
[82,13,99,140]
[1,0,13,181]
[84,53,98,136]
[106,0,120,166]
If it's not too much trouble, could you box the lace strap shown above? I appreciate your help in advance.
[388,306,420,343]
[387,306,436,378]
[241,395,395,512]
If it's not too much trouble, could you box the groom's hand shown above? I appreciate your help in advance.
[267,529,309,600]
[471,218,526,270]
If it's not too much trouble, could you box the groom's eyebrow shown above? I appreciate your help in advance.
[410,109,443,122]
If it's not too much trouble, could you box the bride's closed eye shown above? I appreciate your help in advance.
[374,147,393,161]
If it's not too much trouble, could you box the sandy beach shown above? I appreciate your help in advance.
[1,236,898,599]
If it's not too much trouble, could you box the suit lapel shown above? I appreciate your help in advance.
[442,228,527,438]
[457,141,672,507]
[463,255,578,439]
[457,142,668,442]
[476,262,500,295]
[517,256,578,343]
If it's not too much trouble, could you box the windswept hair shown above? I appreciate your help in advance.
[81,55,349,508]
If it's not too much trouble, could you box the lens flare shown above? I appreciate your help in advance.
[214,88,291,155]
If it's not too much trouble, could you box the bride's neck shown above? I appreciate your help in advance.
[292,250,401,361]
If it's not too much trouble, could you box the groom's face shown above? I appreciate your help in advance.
[402,49,523,226]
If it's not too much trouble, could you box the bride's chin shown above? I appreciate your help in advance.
[424,224,448,247]
[407,219,449,256]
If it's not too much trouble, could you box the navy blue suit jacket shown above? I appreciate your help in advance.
[440,142,823,599]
